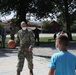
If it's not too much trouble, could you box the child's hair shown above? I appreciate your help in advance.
[57,34,69,47]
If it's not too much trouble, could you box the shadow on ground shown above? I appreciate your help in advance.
[0,48,17,57]
[35,41,76,50]
[0,41,76,57]
[33,54,51,59]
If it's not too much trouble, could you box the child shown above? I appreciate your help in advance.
[48,35,76,75]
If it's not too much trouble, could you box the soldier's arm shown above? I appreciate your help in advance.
[15,32,20,46]
[48,68,55,75]
[29,31,35,48]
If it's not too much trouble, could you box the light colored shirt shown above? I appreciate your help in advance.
[48,51,76,75]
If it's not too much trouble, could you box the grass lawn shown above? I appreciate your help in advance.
[40,37,54,42]
[40,36,76,42]
[72,36,76,41]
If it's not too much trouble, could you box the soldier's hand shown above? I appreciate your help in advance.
[28,46,33,52]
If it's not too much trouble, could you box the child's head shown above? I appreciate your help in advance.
[55,34,69,51]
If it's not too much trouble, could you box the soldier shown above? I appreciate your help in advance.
[15,21,35,75]
[1,28,6,48]
[33,27,41,46]
[10,27,15,40]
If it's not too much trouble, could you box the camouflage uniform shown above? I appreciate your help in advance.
[16,28,35,72]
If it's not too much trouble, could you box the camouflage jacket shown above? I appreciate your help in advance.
[16,29,35,49]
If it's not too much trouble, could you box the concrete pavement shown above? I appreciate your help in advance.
[0,42,76,75]
[0,55,49,75]
[0,49,49,75]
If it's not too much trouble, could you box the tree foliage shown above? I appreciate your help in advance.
[33,0,76,40]
[33,0,76,19]
[33,0,55,18]
[0,0,35,27]
[0,0,76,40]
[42,21,51,32]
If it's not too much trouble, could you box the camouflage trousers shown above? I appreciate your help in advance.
[17,50,33,72]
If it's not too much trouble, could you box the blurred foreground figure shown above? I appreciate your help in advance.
[48,35,76,75]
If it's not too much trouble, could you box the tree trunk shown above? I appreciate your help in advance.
[64,0,72,41]
[17,2,27,29]
[19,10,27,29]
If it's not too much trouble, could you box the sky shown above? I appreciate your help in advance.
[0,12,15,22]
[0,11,57,23]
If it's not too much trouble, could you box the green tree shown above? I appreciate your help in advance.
[0,0,75,40]
[34,0,76,40]
[0,0,34,28]
[57,0,75,40]
[42,21,51,33]
[33,0,55,19]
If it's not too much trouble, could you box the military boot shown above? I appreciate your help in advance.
[29,69,33,75]
[17,71,20,75]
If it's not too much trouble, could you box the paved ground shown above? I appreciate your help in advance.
[0,42,76,75]
[0,56,49,75]
[0,48,49,75]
